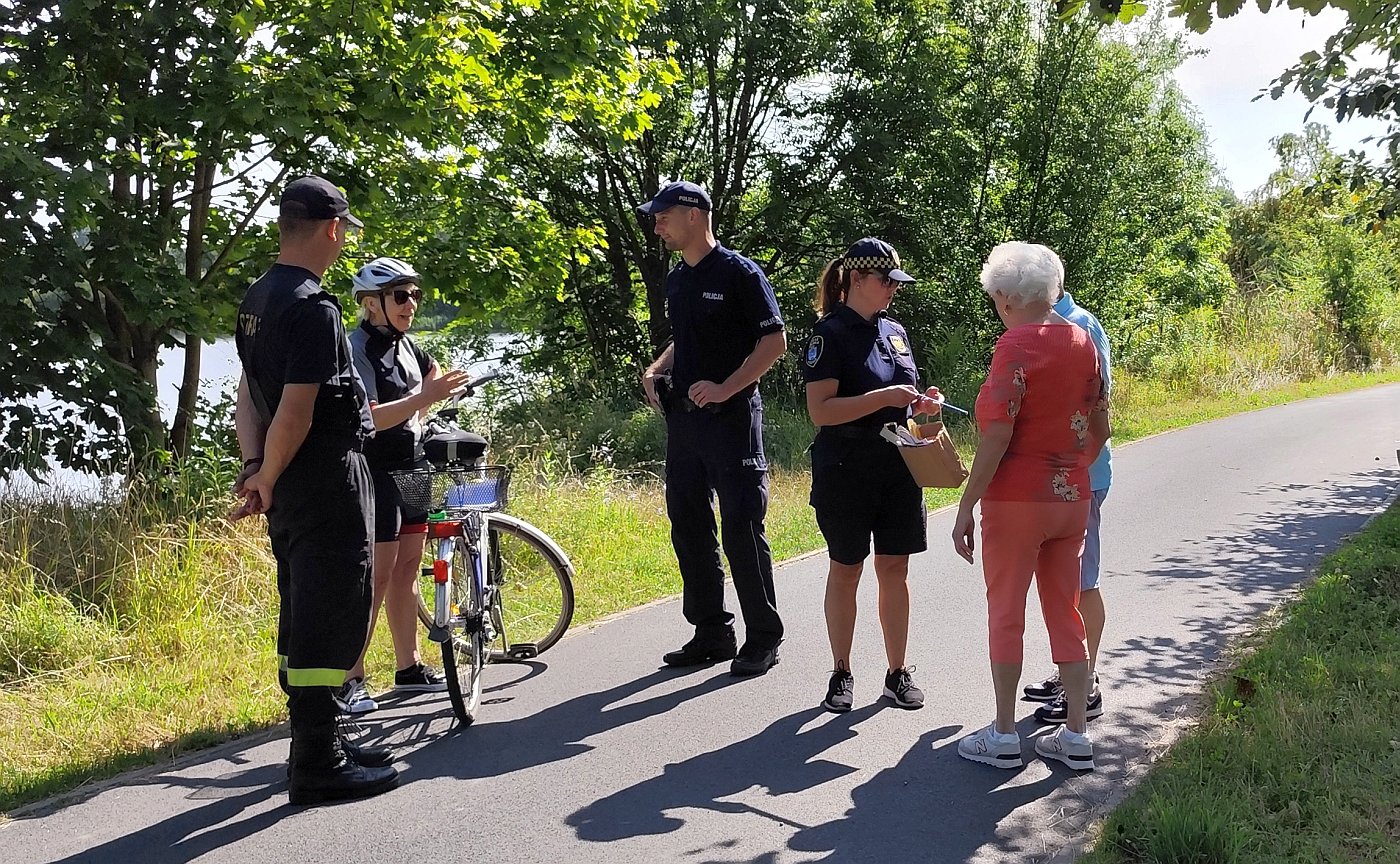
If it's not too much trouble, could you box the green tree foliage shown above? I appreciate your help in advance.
[506,0,1232,404]
[1227,124,1400,366]
[0,0,657,477]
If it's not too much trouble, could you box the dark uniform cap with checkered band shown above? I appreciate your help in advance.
[843,237,915,282]
[637,180,713,214]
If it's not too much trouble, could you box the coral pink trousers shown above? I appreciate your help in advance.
[980,499,1091,664]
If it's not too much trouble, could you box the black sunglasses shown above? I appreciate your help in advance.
[386,287,423,305]
[858,269,897,288]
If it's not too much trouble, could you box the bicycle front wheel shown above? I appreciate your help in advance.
[442,543,487,726]
[485,513,576,659]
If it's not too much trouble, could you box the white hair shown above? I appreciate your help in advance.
[979,242,1064,307]
[357,294,379,324]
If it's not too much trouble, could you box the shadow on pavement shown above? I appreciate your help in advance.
[393,665,748,784]
[1105,466,1396,722]
[566,715,1081,864]
[34,765,300,864]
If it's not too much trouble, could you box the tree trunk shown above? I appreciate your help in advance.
[119,335,165,474]
[169,156,215,459]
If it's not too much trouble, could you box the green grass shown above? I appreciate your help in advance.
[1081,497,1400,864]
[1,365,1397,815]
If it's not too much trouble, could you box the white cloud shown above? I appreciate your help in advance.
[1169,4,1390,195]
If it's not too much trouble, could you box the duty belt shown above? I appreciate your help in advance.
[657,378,724,415]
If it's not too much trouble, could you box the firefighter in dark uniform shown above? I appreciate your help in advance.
[639,181,789,676]
[801,238,943,714]
[232,176,399,805]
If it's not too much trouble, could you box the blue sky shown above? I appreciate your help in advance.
[1171,4,1390,195]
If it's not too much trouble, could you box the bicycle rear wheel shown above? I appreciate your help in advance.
[485,513,576,659]
[441,543,487,726]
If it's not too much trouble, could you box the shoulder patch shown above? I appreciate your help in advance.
[888,333,909,354]
[805,335,824,367]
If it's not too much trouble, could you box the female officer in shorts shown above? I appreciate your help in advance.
[801,238,942,713]
[342,257,471,713]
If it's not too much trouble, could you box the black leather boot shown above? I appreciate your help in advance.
[288,724,399,806]
[662,627,738,667]
[339,722,394,768]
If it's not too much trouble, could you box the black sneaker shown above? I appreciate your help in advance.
[883,667,924,709]
[730,640,781,676]
[1034,687,1104,724]
[823,669,854,713]
[1023,671,1062,702]
[394,662,448,693]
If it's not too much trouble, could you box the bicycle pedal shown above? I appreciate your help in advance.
[506,643,539,660]
[425,624,452,644]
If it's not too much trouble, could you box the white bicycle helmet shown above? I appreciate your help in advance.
[352,257,421,300]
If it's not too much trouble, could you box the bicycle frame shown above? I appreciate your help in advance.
[425,511,494,646]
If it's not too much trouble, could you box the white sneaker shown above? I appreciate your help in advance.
[336,678,378,715]
[1035,726,1096,771]
[957,724,1023,769]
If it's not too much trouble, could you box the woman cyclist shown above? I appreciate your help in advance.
[340,256,471,713]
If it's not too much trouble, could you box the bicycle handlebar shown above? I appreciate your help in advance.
[436,370,504,422]
[460,371,502,398]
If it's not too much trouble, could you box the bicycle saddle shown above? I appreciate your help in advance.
[423,418,488,466]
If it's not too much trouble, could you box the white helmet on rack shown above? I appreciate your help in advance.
[352,257,420,300]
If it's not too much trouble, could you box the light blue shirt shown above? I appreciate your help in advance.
[1054,291,1112,491]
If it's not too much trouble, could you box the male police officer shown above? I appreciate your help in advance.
[233,176,399,805]
[639,181,788,676]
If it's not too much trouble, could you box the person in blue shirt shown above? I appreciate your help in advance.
[639,181,789,677]
[1023,274,1115,724]
[801,238,943,713]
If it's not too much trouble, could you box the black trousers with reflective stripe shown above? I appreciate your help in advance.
[664,402,783,644]
[266,440,374,726]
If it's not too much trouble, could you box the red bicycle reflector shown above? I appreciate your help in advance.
[427,521,461,539]
[432,559,449,584]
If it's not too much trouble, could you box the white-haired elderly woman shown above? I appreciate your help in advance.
[952,242,1110,772]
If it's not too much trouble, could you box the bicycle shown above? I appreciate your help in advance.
[390,373,576,726]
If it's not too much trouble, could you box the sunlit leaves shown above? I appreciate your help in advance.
[0,0,660,475]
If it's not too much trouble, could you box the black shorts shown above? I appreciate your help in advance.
[810,436,927,565]
[369,464,430,544]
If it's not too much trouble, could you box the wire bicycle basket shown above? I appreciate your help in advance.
[390,465,512,515]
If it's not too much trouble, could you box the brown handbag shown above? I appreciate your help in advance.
[882,418,969,488]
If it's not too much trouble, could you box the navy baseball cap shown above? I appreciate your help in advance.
[843,237,914,282]
[637,180,712,214]
[279,176,364,227]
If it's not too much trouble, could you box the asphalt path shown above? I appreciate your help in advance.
[4,384,1397,864]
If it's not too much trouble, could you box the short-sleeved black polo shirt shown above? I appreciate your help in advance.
[235,263,375,444]
[666,244,785,403]
[801,305,919,429]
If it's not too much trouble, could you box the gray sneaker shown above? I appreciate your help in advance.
[336,678,378,715]
[1035,726,1096,771]
[883,666,924,709]
[957,724,1023,769]
[822,669,854,713]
